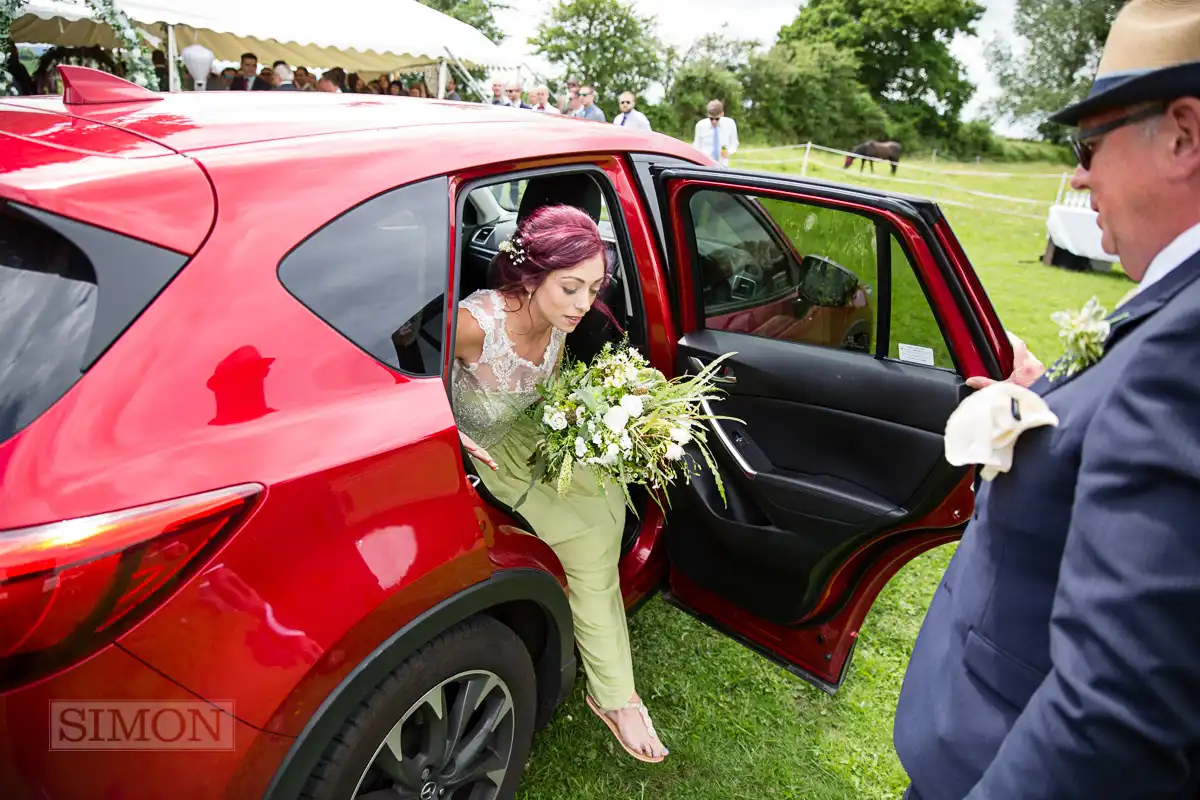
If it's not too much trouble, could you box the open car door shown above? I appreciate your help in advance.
[653,166,1011,692]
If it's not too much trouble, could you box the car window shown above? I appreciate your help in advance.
[0,203,189,444]
[888,235,954,369]
[689,189,952,367]
[692,190,875,354]
[278,177,449,377]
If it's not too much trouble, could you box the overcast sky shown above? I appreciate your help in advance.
[492,0,1022,132]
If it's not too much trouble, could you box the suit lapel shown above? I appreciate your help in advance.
[1041,249,1200,396]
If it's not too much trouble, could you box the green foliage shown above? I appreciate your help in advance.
[668,60,744,137]
[779,0,984,139]
[986,0,1124,136]
[417,0,508,44]
[0,0,20,95]
[530,0,663,98]
[743,40,888,149]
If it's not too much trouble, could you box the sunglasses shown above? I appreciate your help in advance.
[578,91,592,97]
[1071,104,1165,170]
[619,100,632,105]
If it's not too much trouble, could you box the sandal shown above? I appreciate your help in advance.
[585,694,668,764]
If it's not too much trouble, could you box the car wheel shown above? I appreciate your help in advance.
[300,616,536,800]
[841,325,871,353]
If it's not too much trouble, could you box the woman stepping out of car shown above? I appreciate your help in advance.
[452,204,669,763]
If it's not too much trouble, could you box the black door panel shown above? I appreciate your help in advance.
[683,330,965,433]
[670,329,969,624]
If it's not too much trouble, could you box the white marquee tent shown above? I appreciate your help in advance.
[12,0,512,83]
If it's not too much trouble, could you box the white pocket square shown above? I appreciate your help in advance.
[945,382,1059,481]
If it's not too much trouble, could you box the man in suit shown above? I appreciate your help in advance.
[893,2,1200,798]
[505,81,533,110]
[229,52,270,91]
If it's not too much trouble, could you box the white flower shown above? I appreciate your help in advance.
[548,411,569,431]
[575,437,587,457]
[592,434,603,445]
[666,443,686,460]
[542,405,556,423]
[670,427,692,444]
[619,394,644,418]
[605,374,627,389]
[1046,296,1119,382]
[588,443,621,466]
[588,420,597,434]
[620,434,633,452]
[624,365,640,383]
[603,406,630,433]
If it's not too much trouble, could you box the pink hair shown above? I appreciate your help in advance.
[490,204,618,325]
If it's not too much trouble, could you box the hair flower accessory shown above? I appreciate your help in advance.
[498,236,527,265]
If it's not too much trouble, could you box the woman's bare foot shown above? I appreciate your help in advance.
[604,693,668,760]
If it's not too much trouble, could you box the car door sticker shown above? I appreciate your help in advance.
[898,343,936,366]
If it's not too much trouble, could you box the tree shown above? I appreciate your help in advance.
[654,28,758,137]
[779,0,983,138]
[529,0,663,99]
[743,41,888,148]
[986,0,1124,137]
[680,26,757,75]
[669,60,745,137]
[417,0,508,45]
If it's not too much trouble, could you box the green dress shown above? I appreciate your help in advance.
[453,290,633,710]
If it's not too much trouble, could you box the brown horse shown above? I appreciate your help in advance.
[844,141,903,176]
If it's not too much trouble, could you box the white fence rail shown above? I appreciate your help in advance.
[730,141,1081,223]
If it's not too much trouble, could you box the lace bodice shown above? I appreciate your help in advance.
[452,290,566,449]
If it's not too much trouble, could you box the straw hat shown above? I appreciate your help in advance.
[1050,0,1200,126]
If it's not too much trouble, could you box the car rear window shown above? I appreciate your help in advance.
[0,203,188,443]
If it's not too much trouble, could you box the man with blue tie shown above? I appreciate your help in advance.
[692,100,737,166]
[613,92,651,132]
[893,2,1200,798]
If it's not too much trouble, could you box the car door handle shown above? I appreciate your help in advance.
[688,356,737,384]
[698,396,755,478]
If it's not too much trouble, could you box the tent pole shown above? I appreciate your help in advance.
[166,24,180,91]
[437,59,448,99]
[443,47,488,101]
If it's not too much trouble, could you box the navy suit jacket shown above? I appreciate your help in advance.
[895,249,1200,799]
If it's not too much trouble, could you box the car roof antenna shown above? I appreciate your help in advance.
[58,65,163,106]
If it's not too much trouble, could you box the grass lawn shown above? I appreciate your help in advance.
[516,153,1133,800]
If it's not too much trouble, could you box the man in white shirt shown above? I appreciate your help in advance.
[612,92,652,131]
[692,100,738,166]
[530,86,561,114]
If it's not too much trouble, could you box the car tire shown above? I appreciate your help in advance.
[841,322,871,354]
[300,615,537,800]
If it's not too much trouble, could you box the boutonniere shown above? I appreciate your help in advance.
[1045,296,1127,382]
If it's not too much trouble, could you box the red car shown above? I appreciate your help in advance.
[0,67,1012,800]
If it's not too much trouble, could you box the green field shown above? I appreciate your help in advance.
[516,153,1133,800]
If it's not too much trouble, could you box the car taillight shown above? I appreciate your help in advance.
[0,483,262,693]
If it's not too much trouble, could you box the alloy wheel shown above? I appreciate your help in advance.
[351,669,516,800]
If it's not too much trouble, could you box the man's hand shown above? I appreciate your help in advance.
[966,332,1045,390]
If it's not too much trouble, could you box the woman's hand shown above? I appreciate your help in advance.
[459,431,498,471]
[966,331,1045,390]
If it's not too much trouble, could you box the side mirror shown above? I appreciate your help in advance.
[797,256,859,308]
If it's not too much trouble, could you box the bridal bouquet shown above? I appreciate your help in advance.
[516,341,735,514]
